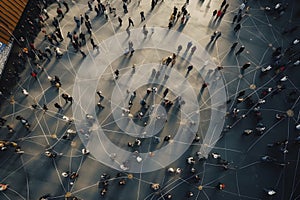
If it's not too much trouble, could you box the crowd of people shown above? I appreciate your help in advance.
[0,0,299,199]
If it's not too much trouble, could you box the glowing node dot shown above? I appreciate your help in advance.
[250,84,256,90]
[128,174,133,179]
[286,109,294,117]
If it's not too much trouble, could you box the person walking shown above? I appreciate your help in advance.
[54,102,63,111]
[187,41,193,50]
[31,70,38,80]
[90,38,98,50]
[18,116,31,131]
[42,8,49,20]
[66,31,72,42]
[223,4,229,14]
[151,0,156,11]
[163,56,172,66]
[140,11,145,22]
[72,41,79,52]
[61,93,69,103]
[114,69,119,79]
[88,1,93,11]
[54,47,63,58]
[235,45,245,55]
[177,45,183,54]
[168,20,173,29]
[108,4,116,17]
[47,34,55,45]
[128,41,134,55]
[170,53,177,67]
[239,3,246,13]
[220,0,226,9]
[237,14,243,23]
[234,23,241,32]
[186,65,193,77]
[103,9,108,20]
[231,42,238,50]
[123,2,128,13]
[213,10,217,17]
[55,29,64,42]
[163,88,169,98]
[201,82,209,92]
[215,31,222,41]
[118,16,122,26]
[74,16,80,28]
[62,0,69,12]
[45,45,52,56]
[242,62,251,70]
[95,5,100,15]
[232,14,238,23]
[6,125,15,133]
[56,7,64,18]
[52,33,60,44]
[142,25,149,38]
[79,32,86,44]
[52,17,59,28]
[210,32,217,42]
[85,19,92,30]
[173,6,178,16]
[67,96,73,104]
[216,9,222,20]
[85,13,90,22]
[80,14,84,25]
[73,32,79,44]
[79,49,87,58]
[87,27,92,36]
[96,91,104,100]
[43,104,48,111]
[191,46,197,54]
[128,17,134,27]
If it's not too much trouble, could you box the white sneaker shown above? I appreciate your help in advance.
[294,60,300,66]
[258,99,266,104]
[280,76,288,81]
[261,65,272,72]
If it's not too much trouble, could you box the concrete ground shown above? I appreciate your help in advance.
[0,0,299,199]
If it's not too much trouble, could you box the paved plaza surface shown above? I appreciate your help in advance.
[0,0,300,199]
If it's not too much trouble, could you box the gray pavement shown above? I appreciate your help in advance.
[0,0,300,199]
